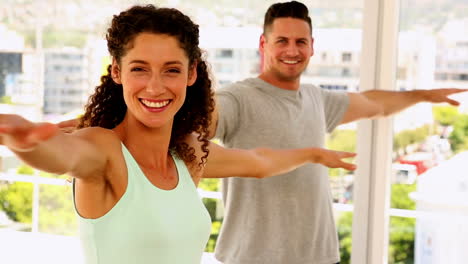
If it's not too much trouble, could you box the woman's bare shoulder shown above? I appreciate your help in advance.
[71,127,122,152]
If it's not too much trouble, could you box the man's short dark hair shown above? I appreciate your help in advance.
[263,1,312,35]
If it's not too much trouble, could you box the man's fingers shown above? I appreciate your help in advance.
[343,163,357,171]
[57,118,79,128]
[337,151,356,159]
[446,98,460,106]
[336,161,356,171]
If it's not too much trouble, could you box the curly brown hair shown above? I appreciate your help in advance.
[79,5,214,166]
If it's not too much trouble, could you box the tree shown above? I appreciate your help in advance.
[199,178,222,253]
[337,183,416,264]
[432,105,459,126]
[0,165,34,224]
[393,125,431,154]
[449,114,468,153]
[0,164,77,235]
[326,129,356,177]
[0,96,12,104]
[0,182,33,224]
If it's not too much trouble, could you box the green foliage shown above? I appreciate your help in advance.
[42,27,87,48]
[0,164,76,235]
[449,114,468,153]
[391,184,416,210]
[389,216,415,264]
[0,96,13,104]
[432,106,459,126]
[0,182,33,223]
[205,220,222,253]
[393,125,431,153]
[337,184,416,263]
[39,184,77,236]
[202,193,224,252]
[327,129,356,178]
[389,184,416,264]
[337,212,353,264]
[17,164,35,175]
[199,178,223,252]
[198,178,220,192]
[327,129,356,152]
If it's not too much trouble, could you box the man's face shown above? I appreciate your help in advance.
[260,17,314,82]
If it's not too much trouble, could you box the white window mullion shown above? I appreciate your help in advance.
[352,0,400,263]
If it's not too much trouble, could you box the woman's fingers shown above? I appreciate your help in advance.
[0,115,59,151]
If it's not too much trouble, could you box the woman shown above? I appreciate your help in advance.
[0,5,355,264]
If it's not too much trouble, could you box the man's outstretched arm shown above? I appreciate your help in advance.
[340,88,468,124]
[207,98,219,140]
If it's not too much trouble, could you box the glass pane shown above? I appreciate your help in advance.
[2,1,364,263]
[38,183,76,236]
[389,216,416,264]
[336,210,354,264]
[391,0,468,263]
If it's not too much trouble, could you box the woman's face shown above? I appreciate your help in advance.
[113,32,196,129]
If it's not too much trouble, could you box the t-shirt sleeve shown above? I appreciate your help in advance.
[214,88,241,143]
[321,88,350,132]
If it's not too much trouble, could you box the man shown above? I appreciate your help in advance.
[209,1,466,264]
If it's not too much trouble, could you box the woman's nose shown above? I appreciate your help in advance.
[146,75,165,95]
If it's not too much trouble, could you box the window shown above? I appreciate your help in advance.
[0,1,370,263]
[215,49,233,58]
[342,52,352,62]
[388,1,468,263]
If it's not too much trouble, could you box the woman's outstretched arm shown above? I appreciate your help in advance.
[0,114,108,179]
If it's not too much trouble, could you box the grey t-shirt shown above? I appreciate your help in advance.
[214,77,349,264]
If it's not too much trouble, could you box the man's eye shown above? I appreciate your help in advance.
[131,67,144,72]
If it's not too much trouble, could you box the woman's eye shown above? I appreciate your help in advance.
[131,67,144,72]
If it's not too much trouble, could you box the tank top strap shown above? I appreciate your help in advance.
[170,152,195,188]
[120,143,141,184]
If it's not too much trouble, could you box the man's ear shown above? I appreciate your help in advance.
[111,59,122,84]
[188,63,198,86]
[259,34,266,54]
[310,37,315,57]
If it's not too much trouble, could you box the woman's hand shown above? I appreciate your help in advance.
[0,114,59,152]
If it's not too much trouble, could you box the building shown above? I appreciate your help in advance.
[43,48,89,114]
[200,26,261,88]
[410,151,468,264]
[0,24,25,98]
[435,19,468,88]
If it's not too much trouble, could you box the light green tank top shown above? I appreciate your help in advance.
[73,143,211,264]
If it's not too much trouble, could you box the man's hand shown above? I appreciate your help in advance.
[342,88,468,124]
[314,149,357,171]
[423,88,468,106]
[0,114,59,152]
[57,118,80,133]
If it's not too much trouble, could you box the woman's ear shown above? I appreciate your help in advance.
[187,62,198,86]
[111,59,122,84]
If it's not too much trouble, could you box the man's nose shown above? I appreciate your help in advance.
[284,44,299,57]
